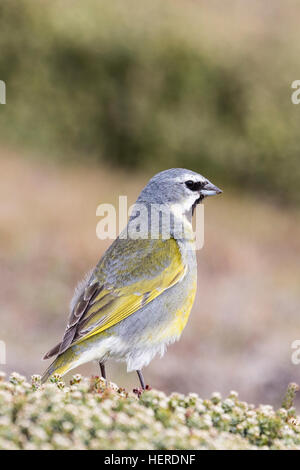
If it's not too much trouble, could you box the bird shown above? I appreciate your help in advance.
[42,168,222,388]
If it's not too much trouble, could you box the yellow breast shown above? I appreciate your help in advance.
[153,278,197,342]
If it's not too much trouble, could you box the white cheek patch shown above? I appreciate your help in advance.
[170,195,197,229]
[170,199,192,218]
[179,194,199,213]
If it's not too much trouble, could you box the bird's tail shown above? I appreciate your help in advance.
[41,346,79,384]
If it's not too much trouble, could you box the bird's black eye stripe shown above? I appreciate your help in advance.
[185,180,204,191]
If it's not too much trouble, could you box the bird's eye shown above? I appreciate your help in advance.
[185,180,202,191]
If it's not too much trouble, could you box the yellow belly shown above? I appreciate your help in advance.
[151,279,197,342]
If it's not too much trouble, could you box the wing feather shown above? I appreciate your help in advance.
[48,237,186,357]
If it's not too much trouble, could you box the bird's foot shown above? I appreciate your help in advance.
[133,387,144,398]
[133,384,152,397]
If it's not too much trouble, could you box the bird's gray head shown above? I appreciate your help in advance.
[137,168,222,217]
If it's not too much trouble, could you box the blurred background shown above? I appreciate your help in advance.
[1,0,300,408]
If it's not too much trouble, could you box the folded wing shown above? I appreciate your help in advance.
[44,237,186,359]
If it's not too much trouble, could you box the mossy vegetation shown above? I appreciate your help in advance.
[0,372,299,450]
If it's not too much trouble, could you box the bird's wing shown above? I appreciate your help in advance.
[57,237,186,354]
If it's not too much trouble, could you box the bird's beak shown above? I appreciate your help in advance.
[201,181,223,197]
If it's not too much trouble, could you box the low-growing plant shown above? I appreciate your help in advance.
[0,371,299,450]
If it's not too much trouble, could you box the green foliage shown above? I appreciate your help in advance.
[0,0,299,202]
[282,383,300,411]
[0,372,300,450]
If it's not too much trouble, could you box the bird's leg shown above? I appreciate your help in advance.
[136,370,145,390]
[99,362,106,380]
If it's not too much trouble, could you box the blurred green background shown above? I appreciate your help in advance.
[1,0,300,408]
[1,0,300,202]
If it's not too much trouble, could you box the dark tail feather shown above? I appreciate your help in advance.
[41,347,77,384]
[42,342,61,360]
